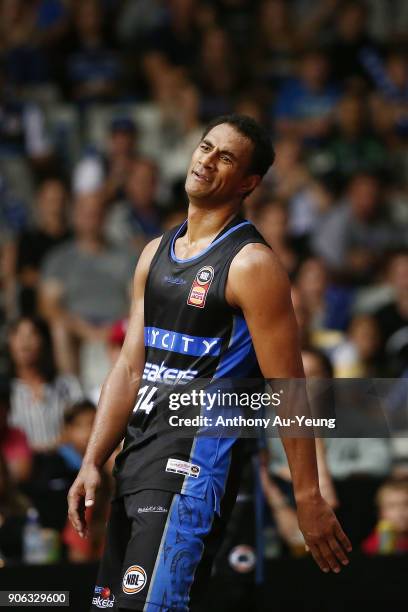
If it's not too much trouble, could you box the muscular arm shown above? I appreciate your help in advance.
[227,244,351,572]
[68,237,161,536]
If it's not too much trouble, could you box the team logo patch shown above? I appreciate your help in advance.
[166,458,200,478]
[187,266,214,308]
[93,585,115,608]
[122,565,147,595]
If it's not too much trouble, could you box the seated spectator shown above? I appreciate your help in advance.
[73,116,138,203]
[0,62,52,173]
[329,0,382,87]
[66,0,122,104]
[0,452,30,564]
[0,377,31,483]
[309,92,387,192]
[143,0,199,68]
[295,256,354,334]
[156,81,204,186]
[7,316,82,451]
[274,48,342,147]
[312,172,403,282]
[374,249,408,376]
[369,49,408,143]
[332,314,383,377]
[0,0,50,88]
[22,399,96,532]
[254,200,299,276]
[194,27,239,119]
[39,191,135,377]
[11,177,71,316]
[362,479,408,554]
[105,158,162,253]
[269,137,333,248]
[253,0,300,85]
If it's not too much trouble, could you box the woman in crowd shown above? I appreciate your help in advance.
[7,316,82,451]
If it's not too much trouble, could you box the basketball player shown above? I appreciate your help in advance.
[68,115,351,611]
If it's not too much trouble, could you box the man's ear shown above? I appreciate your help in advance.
[239,174,261,197]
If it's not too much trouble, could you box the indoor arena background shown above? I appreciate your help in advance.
[0,1,407,610]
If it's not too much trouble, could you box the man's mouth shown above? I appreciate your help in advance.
[192,170,211,183]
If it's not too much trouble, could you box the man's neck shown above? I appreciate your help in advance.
[185,201,240,245]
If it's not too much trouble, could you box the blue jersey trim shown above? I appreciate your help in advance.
[170,220,251,264]
[213,314,257,378]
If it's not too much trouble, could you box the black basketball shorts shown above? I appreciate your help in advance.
[90,486,225,611]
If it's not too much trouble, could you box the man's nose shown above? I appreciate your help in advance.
[200,149,217,168]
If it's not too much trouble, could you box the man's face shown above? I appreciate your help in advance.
[185,123,259,205]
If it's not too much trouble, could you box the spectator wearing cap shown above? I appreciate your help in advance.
[73,116,138,205]
[105,158,162,254]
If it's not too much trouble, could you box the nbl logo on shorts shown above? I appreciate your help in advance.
[187,266,214,309]
[122,565,147,595]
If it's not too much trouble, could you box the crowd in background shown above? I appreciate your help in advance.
[1,0,408,569]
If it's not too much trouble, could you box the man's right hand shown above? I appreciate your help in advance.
[67,464,102,537]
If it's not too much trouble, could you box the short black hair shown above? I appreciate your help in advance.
[64,399,96,426]
[201,114,275,178]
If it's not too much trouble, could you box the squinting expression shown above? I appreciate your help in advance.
[185,123,257,205]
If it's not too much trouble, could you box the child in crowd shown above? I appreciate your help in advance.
[362,479,408,554]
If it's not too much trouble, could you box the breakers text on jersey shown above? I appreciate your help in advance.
[143,361,197,385]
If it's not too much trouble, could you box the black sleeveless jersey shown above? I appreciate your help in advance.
[113,215,269,512]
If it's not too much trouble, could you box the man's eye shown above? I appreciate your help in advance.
[221,155,232,163]
[200,143,210,151]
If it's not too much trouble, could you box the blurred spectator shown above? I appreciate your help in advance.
[73,116,138,202]
[253,0,300,85]
[312,172,402,282]
[374,249,408,376]
[144,0,199,68]
[195,27,239,119]
[105,157,163,253]
[254,200,299,276]
[116,0,167,50]
[0,453,30,564]
[39,191,135,376]
[332,314,383,377]
[7,177,71,317]
[0,64,52,170]
[274,48,341,146]
[66,0,122,104]
[157,81,203,186]
[369,49,408,143]
[309,92,387,191]
[0,377,31,483]
[329,0,381,86]
[7,316,82,451]
[362,479,408,554]
[22,399,96,532]
[269,137,333,247]
[295,256,354,333]
[0,0,50,88]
